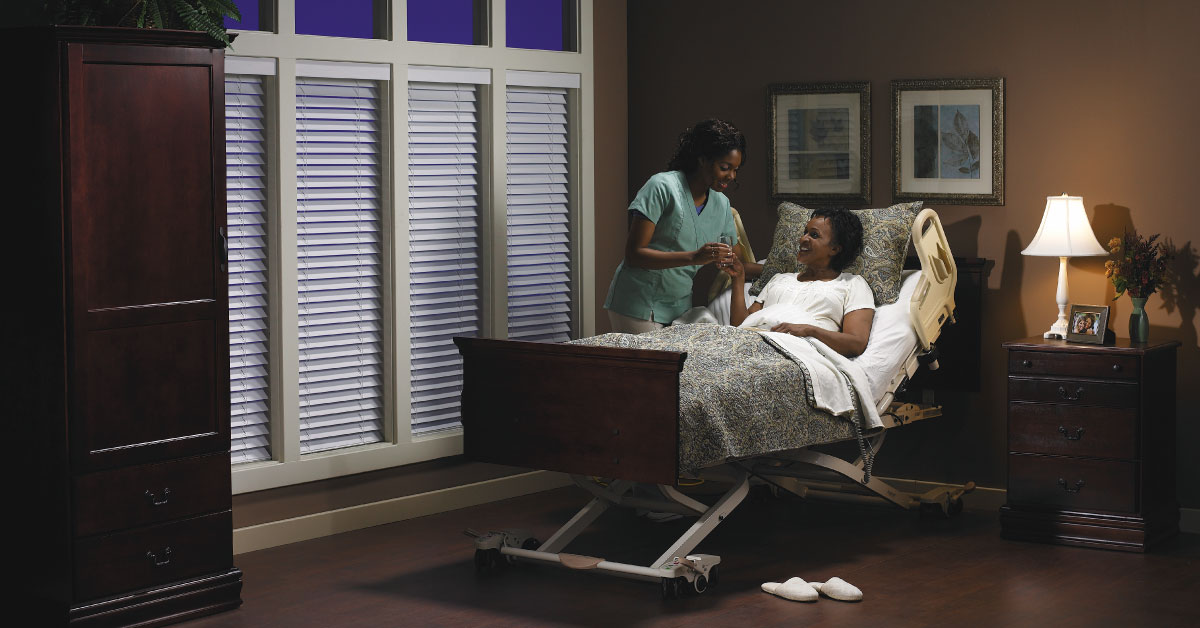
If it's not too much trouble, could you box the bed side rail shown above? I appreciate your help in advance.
[454,337,686,485]
[909,208,958,352]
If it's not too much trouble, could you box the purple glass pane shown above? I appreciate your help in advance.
[297,0,377,39]
[507,0,566,51]
[408,0,477,44]
[223,0,260,31]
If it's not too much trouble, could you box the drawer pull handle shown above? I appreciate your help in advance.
[1112,363,1121,372]
[1057,426,1085,441]
[1057,478,1085,494]
[1057,386,1084,401]
[146,547,173,567]
[144,488,171,507]
[1022,359,1033,368]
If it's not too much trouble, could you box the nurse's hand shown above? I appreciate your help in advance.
[692,242,733,267]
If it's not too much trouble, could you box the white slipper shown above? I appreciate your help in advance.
[761,577,818,602]
[810,577,863,601]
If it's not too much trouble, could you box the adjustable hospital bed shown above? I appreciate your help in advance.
[454,207,968,597]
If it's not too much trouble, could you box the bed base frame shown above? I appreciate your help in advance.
[457,209,965,597]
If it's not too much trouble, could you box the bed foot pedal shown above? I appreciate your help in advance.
[918,481,976,518]
[559,553,603,570]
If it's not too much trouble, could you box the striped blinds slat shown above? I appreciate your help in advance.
[506,86,572,342]
[408,81,480,435]
[227,74,271,465]
[296,76,385,453]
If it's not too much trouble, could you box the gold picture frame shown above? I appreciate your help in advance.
[768,81,870,205]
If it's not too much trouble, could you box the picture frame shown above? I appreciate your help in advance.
[891,78,1005,205]
[768,81,870,205]
[1066,304,1109,344]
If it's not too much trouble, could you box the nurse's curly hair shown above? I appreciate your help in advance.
[667,119,747,176]
[812,207,863,272]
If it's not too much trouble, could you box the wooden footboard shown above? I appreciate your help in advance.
[454,337,687,485]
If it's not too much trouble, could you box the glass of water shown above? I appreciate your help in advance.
[718,234,736,268]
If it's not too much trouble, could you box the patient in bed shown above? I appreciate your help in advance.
[726,207,875,358]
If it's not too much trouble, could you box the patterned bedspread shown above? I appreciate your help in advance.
[571,324,865,476]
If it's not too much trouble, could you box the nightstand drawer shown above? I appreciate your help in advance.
[74,511,233,601]
[1009,350,1138,380]
[73,453,231,537]
[1008,403,1137,459]
[1008,376,1138,408]
[1008,454,1136,513]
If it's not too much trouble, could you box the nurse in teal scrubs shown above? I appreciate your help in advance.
[604,119,744,333]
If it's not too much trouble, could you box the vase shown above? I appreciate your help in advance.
[1128,296,1149,343]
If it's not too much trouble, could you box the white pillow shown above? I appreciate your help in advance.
[852,270,921,403]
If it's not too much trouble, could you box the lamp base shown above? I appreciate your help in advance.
[1043,318,1069,339]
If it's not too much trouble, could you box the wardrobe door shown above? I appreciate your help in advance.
[64,42,230,470]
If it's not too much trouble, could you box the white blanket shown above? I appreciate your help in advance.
[755,330,883,431]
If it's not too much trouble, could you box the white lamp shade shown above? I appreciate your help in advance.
[1021,194,1108,257]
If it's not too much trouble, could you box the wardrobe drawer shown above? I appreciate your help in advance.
[1009,350,1138,380]
[1008,376,1138,408]
[74,511,232,601]
[1008,403,1137,459]
[1008,455,1136,514]
[74,453,230,537]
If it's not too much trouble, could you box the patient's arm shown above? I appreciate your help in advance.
[770,307,875,357]
[734,244,763,279]
[725,256,761,326]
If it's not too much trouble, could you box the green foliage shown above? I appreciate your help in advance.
[49,0,241,47]
[1105,230,1173,300]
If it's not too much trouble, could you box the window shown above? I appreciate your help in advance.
[295,62,389,453]
[226,62,274,464]
[505,80,573,341]
[407,67,489,434]
[407,0,485,45]
[224,0,273,31]
[506,0,576,51]
[296,0,386,39]
[222,2,593,494]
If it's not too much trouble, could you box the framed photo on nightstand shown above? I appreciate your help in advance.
[1066,304,1109,344]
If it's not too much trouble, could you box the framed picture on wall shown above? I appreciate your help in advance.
[1066,304,1109,344]
[768,81,870,205]
[891,78,1005,205]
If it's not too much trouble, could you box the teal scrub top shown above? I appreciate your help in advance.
[604,171,736,323]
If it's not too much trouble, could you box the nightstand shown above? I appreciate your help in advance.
[1000,338,1180,552]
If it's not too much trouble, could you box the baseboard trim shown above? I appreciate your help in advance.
[235,473,1198,554]
[233,470,572,554]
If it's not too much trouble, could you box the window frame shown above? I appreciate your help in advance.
[225,1,595,494]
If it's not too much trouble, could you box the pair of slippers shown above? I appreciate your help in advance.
[761,577,862,602]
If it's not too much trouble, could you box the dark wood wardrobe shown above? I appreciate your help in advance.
[6,26,242,625]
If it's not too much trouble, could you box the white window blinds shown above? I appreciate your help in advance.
[296,75,385,453]
[506,86,572,342]
[407,81,481,435]
[226,73,271,465]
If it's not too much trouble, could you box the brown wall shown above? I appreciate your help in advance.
[624,0,1200,506]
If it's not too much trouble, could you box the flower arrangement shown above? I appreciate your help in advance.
[1105,230,1172,300]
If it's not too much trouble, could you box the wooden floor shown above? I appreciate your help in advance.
[185,485,1200,628]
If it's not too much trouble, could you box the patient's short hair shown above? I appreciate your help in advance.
[812,207,863,272]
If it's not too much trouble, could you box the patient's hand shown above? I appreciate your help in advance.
[770,322,817,337]
[722,254,744,279]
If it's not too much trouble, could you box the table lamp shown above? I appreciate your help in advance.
[1021,194,1108,338]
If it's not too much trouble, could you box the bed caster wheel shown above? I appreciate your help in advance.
[707,564,720,588]
[474,548,504,572]
[522,537,541,551]
[660,576,687,599]
[693,574,709,595]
